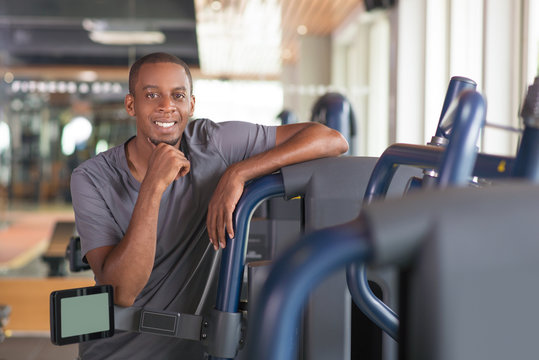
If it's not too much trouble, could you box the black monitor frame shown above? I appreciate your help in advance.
[50,284,114,345]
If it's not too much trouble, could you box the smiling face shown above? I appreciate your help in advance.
[125,62,195,148]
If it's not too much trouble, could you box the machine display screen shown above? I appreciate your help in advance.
[50,285,114,345]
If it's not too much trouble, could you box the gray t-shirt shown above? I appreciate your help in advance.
[70,119,276,359]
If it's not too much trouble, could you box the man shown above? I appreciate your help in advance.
[71,52,348,359]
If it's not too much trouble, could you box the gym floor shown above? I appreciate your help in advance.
[0,337,78,360]
[0,256,84,360]
[0,203,90,360]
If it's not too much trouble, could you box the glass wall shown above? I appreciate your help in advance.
[0,76,130,205]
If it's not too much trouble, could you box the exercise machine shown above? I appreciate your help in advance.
[246,181,539,360]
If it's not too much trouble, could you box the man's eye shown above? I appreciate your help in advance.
[174,93,186,100]
[146,93,158,99]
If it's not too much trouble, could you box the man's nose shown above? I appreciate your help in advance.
[158,97,176,112]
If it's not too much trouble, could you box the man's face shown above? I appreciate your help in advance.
[125,62,195,147]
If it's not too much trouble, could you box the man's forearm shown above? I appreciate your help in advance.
[96,183,162,306]
[234,122,348,182]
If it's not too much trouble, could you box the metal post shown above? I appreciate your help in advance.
[210,173,285,360]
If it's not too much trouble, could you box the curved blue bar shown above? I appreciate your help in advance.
[362,144,444,204]
[247,221,373,360]
[354,90,487,343]
[215,173,285,314]
[356,90,487,341]
[437,90,486,187]
[346,262,399,340]
[357,144,443,340]
[435,76,477,138]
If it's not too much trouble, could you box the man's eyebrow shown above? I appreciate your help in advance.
[141,85,188,91]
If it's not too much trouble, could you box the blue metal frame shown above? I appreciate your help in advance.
[246,221,372,360]
[362,143,444,204]
[223,78,539,358]
[210,173,285,360]
[362,146,514,206]
[437,90,486,187]
[349,90,486,343]
[435,76,477,138]
[216,86,491,357]
[346,262,399,340]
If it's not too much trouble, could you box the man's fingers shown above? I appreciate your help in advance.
[207,213,219,250]
[225,212,234,242]
[178,162,191,177]
[216,211,226,249]
[175,162,191,180]
[216,210,234,249]
[207,209,231,250]
[210,238,219,251]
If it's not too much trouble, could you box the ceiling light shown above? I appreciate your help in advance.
[3,72,14,84]
[83,18,166,45]
[297,25,308,35]
[78,70,98,82]
[88,30,165,45]
[196,0,282,77]
[82,19,106,32]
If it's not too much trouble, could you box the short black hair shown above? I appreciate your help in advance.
[128,52,193,95]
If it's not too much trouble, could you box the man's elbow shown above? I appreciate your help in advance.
[330,130,349,155]
[313,123,349,155]
[113,287,137,307]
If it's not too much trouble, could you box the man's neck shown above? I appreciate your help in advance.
[125,136,150,183]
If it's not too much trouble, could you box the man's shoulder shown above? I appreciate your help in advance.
[185,118,257,140]
[73,142,126,179]
[184,118,223,145]
[185,118,218,136]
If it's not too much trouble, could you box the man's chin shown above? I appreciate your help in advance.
[149,137,180,147]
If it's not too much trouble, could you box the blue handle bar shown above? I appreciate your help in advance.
[362,143,444,204]
[210,173,285,360]
[437,90,486,187]
[345,262,399,340]
[352,90,486,342]
[215,173,285,313]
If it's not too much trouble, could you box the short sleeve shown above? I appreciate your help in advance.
[70,168,124,257]
[207,121,277,165]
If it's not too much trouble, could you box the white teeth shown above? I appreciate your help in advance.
[155,121,174,128]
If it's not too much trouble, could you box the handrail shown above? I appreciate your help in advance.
[435,76,477,138]
[437,90,486,187]
[215,173,285,313]
[349,89,487,343]
[346,262,399,340]
[362,143,444,204]
[210,173,285,360]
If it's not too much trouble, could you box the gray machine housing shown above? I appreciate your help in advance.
[361,181,539,360]
[248,156,422,360]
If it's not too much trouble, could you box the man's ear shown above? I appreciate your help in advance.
[189,94,196,117]
[125,94,135,116]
